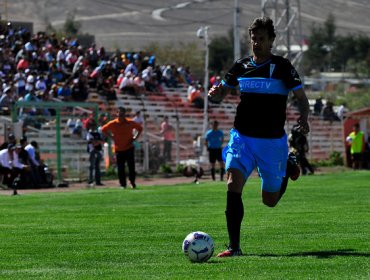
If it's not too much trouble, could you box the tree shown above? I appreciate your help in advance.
[303,13,337,74]
[143,42,204,78]
[303,13,370,77]
[64,11,81,36]
[208,28,250,75]
[209,35,233,74]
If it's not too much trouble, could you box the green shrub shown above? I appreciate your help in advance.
[160,164,172,174]
[176,164,185,174]
[312,151,344,167]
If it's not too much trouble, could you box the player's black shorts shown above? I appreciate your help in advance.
[352,153,363,161]
[209,148,222,163]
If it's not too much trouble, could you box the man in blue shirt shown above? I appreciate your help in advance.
[205,120,225,181]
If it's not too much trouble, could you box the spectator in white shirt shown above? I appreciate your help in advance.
[25,141,40,167]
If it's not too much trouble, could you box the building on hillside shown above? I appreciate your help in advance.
[303,72,370,92]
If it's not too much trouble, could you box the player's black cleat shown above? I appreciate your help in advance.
[287,152,300,181]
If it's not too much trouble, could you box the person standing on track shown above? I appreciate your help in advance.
[205,120,225,181]
[101,107,143,188]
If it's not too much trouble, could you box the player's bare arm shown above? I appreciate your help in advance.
[208,83,232,103]
[293,87,310,134]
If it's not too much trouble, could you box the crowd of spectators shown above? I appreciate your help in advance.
[0,22,196,130]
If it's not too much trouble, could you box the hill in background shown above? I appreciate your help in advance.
[8,0,370,50]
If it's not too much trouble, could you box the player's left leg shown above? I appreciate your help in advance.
[279,152,300,200]
[254,136,290,207]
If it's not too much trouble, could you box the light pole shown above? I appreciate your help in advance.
[197,26,210,159]
[234,0,241,61]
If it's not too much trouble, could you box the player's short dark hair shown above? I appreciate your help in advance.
[248,17,276,40]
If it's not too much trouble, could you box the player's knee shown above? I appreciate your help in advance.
[262,197,278,207]
[262,191,280,207]
[226,169,245,193]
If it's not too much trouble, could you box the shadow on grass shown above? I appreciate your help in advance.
[249,249,370,259]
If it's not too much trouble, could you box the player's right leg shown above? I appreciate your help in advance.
[217,128,253,258]
[217,168,246,258]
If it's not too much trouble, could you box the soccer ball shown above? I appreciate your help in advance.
[182,231,214,262]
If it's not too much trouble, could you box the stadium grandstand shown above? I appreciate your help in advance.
[0,22,345,187]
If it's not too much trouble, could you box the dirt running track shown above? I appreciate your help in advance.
[0,167,348,196]
[0,176,208,196]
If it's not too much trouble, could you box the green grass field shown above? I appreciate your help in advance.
[0,171,369,279]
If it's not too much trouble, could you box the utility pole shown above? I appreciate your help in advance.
[196,26,210,158]
[233,0,241,61]
[285,0,291,61]
[261,0,304,71]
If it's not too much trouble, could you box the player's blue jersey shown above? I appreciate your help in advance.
[206,129,224,149]
[222,55,302,138]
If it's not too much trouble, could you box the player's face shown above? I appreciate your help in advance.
[250,29,274,57]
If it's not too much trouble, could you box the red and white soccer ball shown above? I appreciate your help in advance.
[182,231,214,262]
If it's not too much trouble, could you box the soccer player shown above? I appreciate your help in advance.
[101,107,143,188]
[205,120,225,181]
[208,17,310,257]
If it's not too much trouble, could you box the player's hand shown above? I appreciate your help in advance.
[296,116,310,135]
[208,84,226,103]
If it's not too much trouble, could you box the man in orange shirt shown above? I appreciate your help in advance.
[101,107,143,188]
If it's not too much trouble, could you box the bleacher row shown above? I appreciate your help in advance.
[108,86,345,162]
[5,85,345,181]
